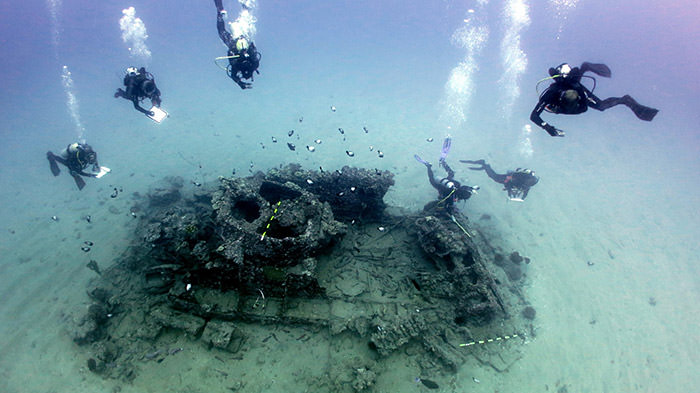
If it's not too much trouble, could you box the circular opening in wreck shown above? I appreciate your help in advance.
[232,200,261,223]
[265,221,300,239]
[367,341,378,351]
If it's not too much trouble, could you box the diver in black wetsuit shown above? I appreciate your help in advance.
[415,138,479,214]
[215,0,261,89]
[531,62,659,137]
[114,67,162,116]
[46,142,100,190]
[421,160,478,214]
[460,160,539,201]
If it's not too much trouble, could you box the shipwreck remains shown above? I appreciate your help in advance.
[70,164,534,391]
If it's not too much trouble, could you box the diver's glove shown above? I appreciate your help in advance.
[544,124,565,137]
[508,188,523,199]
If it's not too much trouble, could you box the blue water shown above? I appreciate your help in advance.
[1,0,698,392]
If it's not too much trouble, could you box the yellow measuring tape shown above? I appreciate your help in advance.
[459,333,520,347]
[260,201,281,241]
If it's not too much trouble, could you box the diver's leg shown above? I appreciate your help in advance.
[460,160,507,184]
[587,91,626,111]
[50,152,69,166]
[216,2,235,47]
[589,93,658,121]
[587,90,629,112]
[481,163,509,184]
[441,160,455,179]
[426,165,440,189]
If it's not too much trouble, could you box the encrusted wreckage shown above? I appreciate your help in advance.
[70,164,534,390]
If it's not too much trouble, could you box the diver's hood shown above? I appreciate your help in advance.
[558,63,572,77]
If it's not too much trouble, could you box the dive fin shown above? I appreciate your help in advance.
[624,95,659,121]
[72,174,86,190]
[459,159,486,170]
[459,159,485,165]
[440,136,452,160]
[581,62,611,78]
[47,153,60,176]
[414,154,429,166]
[631,105,659,121]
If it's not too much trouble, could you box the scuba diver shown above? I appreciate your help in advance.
[460,160,539,201]
[531,62,659,137]
[46,142,103,190]
[415,137,479,215]
[114,67,162,116]
[215,0,261,89]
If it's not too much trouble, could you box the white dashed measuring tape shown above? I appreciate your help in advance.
[459,333,521,347]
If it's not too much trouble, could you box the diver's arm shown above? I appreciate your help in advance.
[250,45,261,74]
[254,51,261,74]
[132,98,152,115]
[65,157,95,177]
[76,169,98,177]
[530,94,562,137]
[67,163,93,178]
[152,89,162,107]
[231,71,251,89]
[123,77,138,99]
[530,99,550,130]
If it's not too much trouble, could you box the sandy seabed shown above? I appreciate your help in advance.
[1,140,698,393]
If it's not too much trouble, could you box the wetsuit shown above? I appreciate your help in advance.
[461,160,538,200]
[114,67,161,115]
[530,62,659,136]
[46,143,99,190]
[215,0,261,89]
[425,160,475,213]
